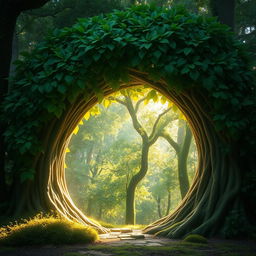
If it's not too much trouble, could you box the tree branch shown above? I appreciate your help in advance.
[135,96,147,113]
[160,131,180,154]
[108,96,127,106]
[125,96,148,140]
[149,107,171,142]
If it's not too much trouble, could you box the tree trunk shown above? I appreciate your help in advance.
[210,0,235,31]
[142,83,241,238]
[160,123,192,199]
[125,140,149,224]
[177,124,192,199]
[177,120,185,145]
[165,189,171,216]
[157,196,162,218]
[86,197,93,217]
[0,3,18,207]
[123,95,171,224]
[0,0,50,213]
[98,204,102,220]
[9,29,19,80]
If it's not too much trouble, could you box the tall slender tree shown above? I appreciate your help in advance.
[0,0,50,207]
[110,91,175,224]
[160,122,192,199]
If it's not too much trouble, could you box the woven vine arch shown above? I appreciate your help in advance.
[4,6,255,238]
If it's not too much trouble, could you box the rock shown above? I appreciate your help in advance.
[130,234,145,239]
[110,228,132,233]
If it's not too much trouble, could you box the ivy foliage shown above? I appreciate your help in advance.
[2,5,255,181]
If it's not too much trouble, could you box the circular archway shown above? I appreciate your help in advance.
[3,6,255,238]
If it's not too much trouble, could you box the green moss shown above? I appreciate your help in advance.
[183,234,208,244]
[88,244,205,256]
[0,214,98,246]
[64,253,86,256]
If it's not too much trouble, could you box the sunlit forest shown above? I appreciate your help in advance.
[65,88,197,225]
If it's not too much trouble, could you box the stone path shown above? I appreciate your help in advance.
[96,228,173,247]
[69,229,174,256]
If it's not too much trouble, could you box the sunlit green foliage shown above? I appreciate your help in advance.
[0,213,98,246]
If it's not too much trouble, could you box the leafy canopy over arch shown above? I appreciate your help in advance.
[2,5,255,237]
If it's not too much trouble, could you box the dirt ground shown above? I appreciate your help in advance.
[0,238,255,256]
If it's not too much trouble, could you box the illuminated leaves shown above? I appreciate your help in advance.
[84,112,90,120]
[103,99,111,108]
[73,126,79,135]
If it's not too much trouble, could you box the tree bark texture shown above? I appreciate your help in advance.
[125,140,149,224]
[177,125,192,199]
[6,69,244,238]
[135,71,241,238]
[157,196,162,218]
[165,189,171,216]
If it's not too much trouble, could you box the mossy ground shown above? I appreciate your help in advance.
[0,214,98,246]
[80,241,256,256]
[0,240,255,256]
[0,216,255,255]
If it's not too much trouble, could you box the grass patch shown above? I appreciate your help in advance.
[87,217,146,229]
[0,213,98,246]
[116,224,146,229]
[96,220,115,228]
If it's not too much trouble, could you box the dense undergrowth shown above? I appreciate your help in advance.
[0,214,98,246]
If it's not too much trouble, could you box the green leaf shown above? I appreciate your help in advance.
[93,53,101,62]
[77,80,85,89]
[160,39,169,44]
[138,50,146,60]
[58,85,66,94]
[107,44,115,51]
[96,92,104,103]
[153,50,162,60]
[169,41,176,49]
[183,48,192,56]
[65,75,74,84]
[57,62,65,69]
[114,37,123,43]
[55,73,63,81]
[20,169,35,183]
[181,66,190,74]
[141,43,152,49]
[189,71,199,81]
[214,66,223,75]
[165,64,174,74]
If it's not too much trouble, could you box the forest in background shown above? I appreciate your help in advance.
[65,88,197,225]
